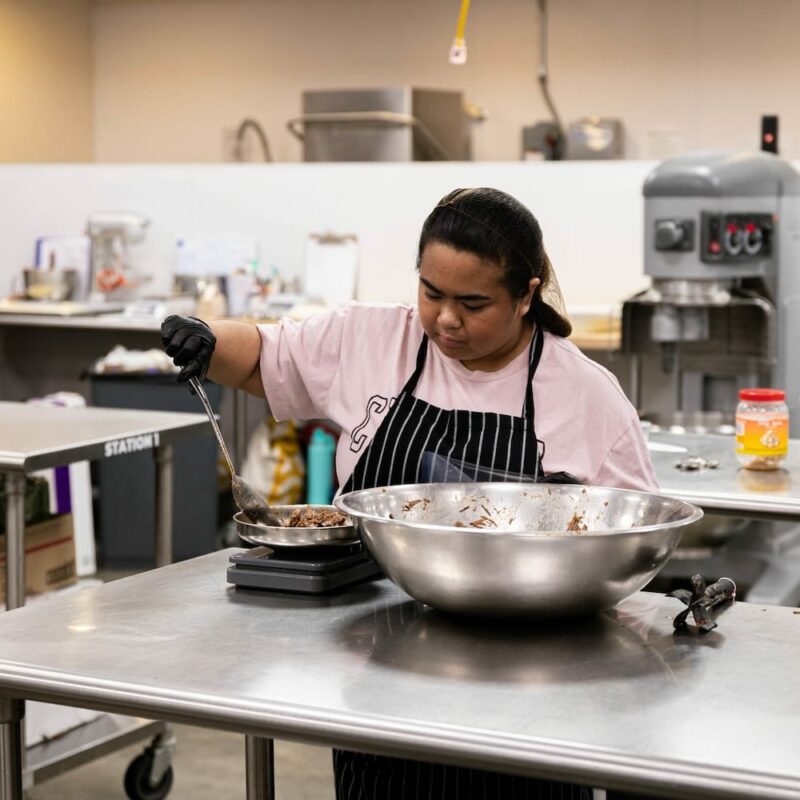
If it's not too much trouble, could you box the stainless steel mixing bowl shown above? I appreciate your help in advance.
[334,483,703,616]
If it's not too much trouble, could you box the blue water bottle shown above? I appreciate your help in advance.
[306,428,336,504]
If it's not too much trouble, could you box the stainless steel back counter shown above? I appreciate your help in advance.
[650,431,800,520]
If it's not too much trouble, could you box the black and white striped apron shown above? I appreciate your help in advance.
[335,327,592,800]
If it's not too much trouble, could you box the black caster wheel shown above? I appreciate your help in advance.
[124,751,174,800]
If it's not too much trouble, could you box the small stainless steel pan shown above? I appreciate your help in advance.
[234,505,359,547]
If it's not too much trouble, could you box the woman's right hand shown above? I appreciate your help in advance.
[161,315,217,382]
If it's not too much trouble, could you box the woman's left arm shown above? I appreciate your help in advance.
[592,420,659,491]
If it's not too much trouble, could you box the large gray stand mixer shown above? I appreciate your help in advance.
[623,152,800,605]
[623,151,800,431]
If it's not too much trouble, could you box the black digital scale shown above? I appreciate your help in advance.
[227,542,383,594]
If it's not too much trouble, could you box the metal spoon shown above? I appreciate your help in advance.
[188,376,281,527]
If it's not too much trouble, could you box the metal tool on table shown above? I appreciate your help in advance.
[668,574,737,632]
[188,376,280,527]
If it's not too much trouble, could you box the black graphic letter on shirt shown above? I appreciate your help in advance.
[350,395,394,453]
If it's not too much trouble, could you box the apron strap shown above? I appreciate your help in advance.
[408,326,543,420]
[524,325,543,420]
[402,334,430,397]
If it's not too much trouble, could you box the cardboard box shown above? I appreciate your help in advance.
[0,514,77,598]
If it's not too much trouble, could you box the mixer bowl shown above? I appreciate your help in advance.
[335,483,703,616]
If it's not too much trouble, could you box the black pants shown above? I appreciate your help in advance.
[332,750,658,800]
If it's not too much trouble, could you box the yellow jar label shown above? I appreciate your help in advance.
[736,415,788,456]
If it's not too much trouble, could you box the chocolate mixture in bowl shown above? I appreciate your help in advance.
[566,512,588,532]
[397,491,595,533]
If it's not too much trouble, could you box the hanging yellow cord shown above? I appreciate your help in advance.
[454,0,471,47]
[449,0,471,63]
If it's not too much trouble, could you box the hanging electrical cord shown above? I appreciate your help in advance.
[536,0,564,137]
[449,0,471,64]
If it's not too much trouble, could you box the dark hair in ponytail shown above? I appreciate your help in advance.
[416,187,572,337]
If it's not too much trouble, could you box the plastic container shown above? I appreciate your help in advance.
[306,428,336,504]
[735,388,789,470]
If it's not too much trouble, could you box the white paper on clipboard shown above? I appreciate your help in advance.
[175,235,258,277]
[305,234,358,306]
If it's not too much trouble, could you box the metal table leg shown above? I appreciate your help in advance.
[154,445,174,568]
[4,473,26,612]
[245,735,275,800]
[0,696,24,800]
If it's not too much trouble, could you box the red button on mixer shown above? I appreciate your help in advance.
[709,241,721,254]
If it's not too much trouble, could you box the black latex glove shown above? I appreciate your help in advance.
[161,315,216,383]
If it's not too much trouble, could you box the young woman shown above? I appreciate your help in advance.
[162,187,657,799]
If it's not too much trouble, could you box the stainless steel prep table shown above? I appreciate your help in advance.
[1,549,799,800]
[0,402,209,795]
[1,401,211,610]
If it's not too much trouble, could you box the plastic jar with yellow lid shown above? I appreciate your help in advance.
[735,388,789,470]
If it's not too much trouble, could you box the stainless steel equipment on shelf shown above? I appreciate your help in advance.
[22,267,78,302]
[287,87,472,161]
[621,152,800,433]
[335,482,702,616]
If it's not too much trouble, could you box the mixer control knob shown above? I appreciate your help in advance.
[744,224,764,256]
[654,220,691,251]
[724,224,743,256]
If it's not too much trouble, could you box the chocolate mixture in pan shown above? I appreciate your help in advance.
[287,507,348,528]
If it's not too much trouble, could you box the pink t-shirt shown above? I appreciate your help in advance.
[258,303,658,492]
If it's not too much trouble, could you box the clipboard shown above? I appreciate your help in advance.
[305,233,359,306]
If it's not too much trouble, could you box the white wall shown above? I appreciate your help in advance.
[91,0,800,163]
[0,161,655,307]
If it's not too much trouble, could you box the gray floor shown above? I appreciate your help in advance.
[28,724,336,800]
